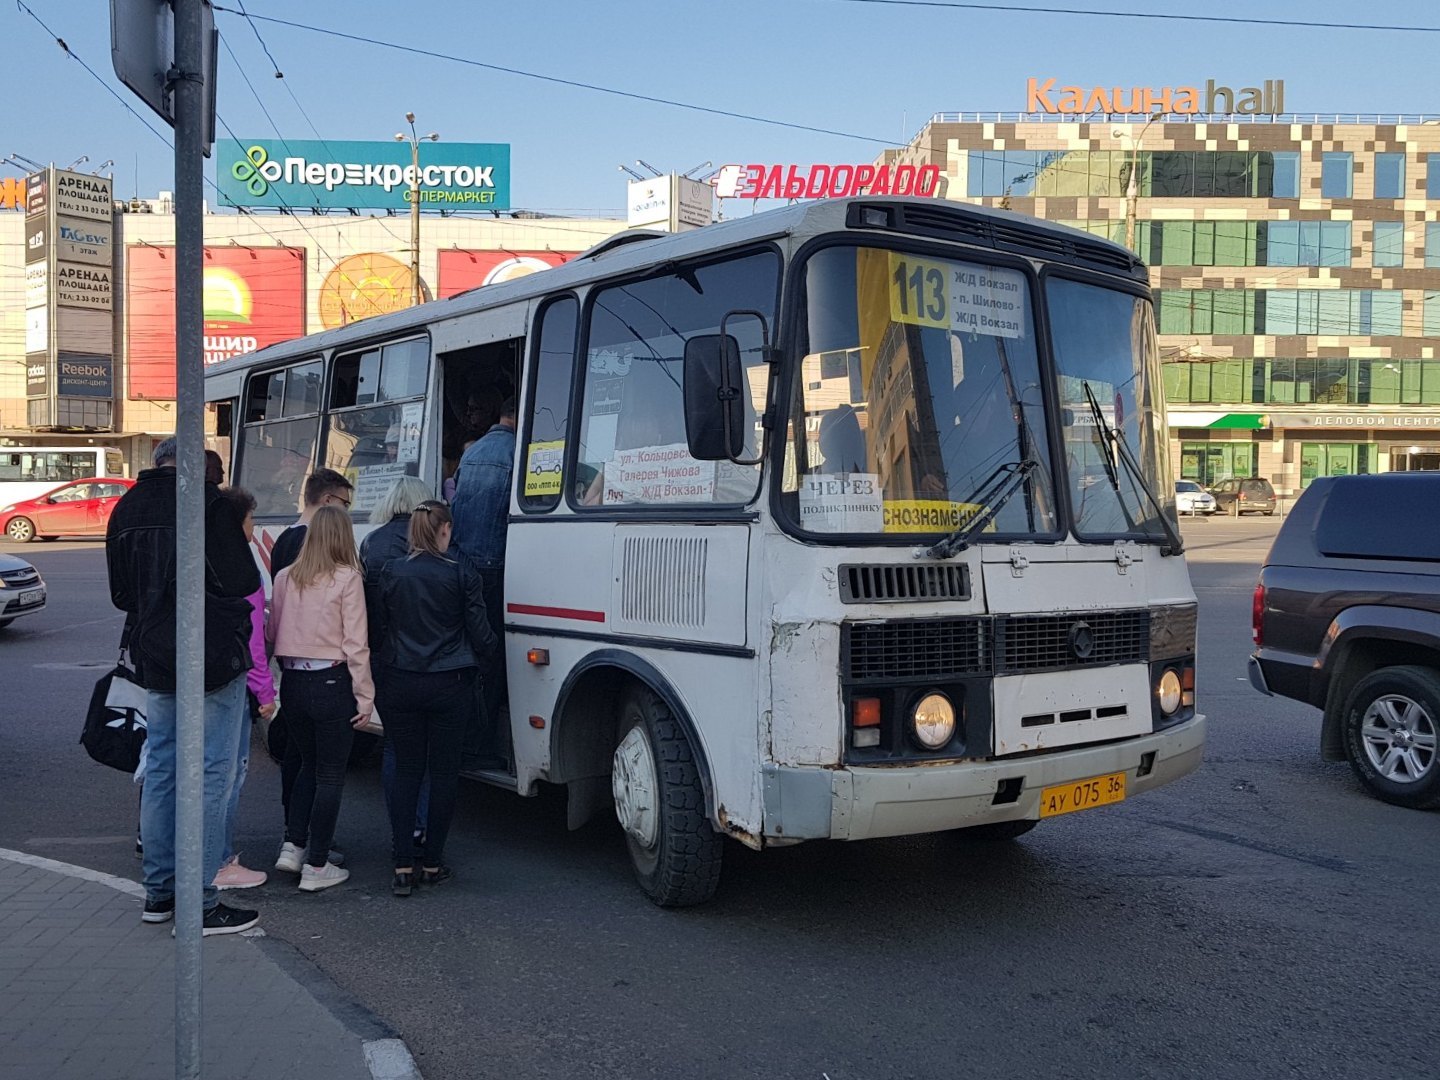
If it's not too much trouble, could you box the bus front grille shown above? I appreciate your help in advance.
[844,618,988,681]
[993,610,1151,674]
[841,610,1151,682]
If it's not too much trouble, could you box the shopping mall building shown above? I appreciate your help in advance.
[0,141,629,472]
[889,87,1440,493]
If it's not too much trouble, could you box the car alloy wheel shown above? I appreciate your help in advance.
[5,517,35,543]
[1359,693,1437,784]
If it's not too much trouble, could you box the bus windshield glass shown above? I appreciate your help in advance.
[784,244,1056,538]
[1047,276,1173,540]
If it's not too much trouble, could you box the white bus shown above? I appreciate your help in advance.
[0,446,126,505]
[206,197,1205,906]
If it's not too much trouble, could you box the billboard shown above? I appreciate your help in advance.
[126,245,306,398]
[216,139,511,210]
[437,249,570,298]
[0,176,25,212]
[54,170,113,219]
[57,353,113,398]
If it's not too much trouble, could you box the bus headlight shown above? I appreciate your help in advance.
[911,692,956,749]
[1157,669,1183,716]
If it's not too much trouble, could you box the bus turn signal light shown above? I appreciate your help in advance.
[527,648,550,666]
[529,715,546,729]
[852,697,882,728]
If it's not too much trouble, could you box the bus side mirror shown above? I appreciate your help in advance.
[683,333,744,461]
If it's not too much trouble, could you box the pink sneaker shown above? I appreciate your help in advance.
[214,857,267,890]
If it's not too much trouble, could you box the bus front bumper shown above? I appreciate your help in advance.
[759,714,1206,843]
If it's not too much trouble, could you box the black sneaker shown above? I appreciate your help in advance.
[200,902,259,936]
[142,896,175,923]
[420,866,452,887]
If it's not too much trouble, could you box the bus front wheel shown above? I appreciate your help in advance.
[612,688,723,907]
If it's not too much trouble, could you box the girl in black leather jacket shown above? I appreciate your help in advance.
[371,500,498,895]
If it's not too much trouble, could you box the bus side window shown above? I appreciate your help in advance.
[519,296,578,513]
[238,360,323,518]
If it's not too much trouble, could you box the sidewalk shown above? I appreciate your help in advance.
[0,849,419,1080]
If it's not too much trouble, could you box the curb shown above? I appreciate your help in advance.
[0,846,423,1080]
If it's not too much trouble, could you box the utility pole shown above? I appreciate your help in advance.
[1116,113,1162,254]
[396,113,438,306]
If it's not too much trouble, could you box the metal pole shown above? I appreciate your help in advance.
[410,138,420,306]
[171,2,207,1076]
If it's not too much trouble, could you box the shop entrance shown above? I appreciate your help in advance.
[1390,448,1440,472]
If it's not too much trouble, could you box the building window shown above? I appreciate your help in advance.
[1299,443,1371,488]
[1271,152,1300,198]
[1266,221,1351,267]
[1374,153,1406,199]
[1373,221,1405,267]
[1321,153,1353,198]
[1426,223,1440,268]
[1426,293,1440,335]
[1179,442,1256,487]
[1428,155,1440,199]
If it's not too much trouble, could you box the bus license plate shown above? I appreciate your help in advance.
[19,589,44,607]
[1039,771,1126,818]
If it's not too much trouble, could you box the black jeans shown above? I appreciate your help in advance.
[379,666,475,868]
[281,666,356,869]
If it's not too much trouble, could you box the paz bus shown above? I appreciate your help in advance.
[204,196,1205,907]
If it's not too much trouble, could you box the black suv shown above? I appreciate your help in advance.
[1211,476,1277,516]
[1249,473,1440,808]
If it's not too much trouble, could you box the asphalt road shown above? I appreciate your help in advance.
[3,519,1437,1080]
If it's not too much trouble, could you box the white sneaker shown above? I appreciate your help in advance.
[298,862,349,892]
[274,842,305,874]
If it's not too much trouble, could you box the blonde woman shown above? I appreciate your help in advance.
[268,505,373,892]
[373,501,497,895]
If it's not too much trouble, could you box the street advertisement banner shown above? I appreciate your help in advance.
[56,352,114,398]
[0,176,25,212]
[25,264,46,308]
[53,216,113,267]
[55,262,112,310]
[53,170,113,220]
[25,218,46,263]
[26,354,48,397]
[216,139,511,211]
[25,171,46,214]
[126,245,306,398]
[437,249,569,298]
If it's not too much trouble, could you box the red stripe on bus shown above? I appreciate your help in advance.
[506,603,606,623]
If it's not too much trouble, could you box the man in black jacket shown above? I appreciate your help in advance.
[106,438,262,936]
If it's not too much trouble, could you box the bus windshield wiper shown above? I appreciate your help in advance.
[1082,381,1184,557]
[922,458,1039,560]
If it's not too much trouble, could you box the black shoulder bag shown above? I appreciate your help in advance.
[80,618,149,773]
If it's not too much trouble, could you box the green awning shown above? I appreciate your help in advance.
[1206,413,1268,430]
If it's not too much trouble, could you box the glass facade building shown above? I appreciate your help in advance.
[887,113,1440,492]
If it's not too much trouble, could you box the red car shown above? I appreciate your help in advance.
[1,478,136,542]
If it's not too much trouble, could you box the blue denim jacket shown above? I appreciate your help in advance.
[450,423,516,569]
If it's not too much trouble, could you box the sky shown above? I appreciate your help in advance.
[3,1,1438,216]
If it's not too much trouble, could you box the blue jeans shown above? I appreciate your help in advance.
[220,706,254,865]
[140,675,248,909]
[382,737,430,835]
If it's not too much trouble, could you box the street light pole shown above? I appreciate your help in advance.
[395,112,438,307]
[1116,113,1162,254]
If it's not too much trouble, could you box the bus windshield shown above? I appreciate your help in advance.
[783,244,1057,538]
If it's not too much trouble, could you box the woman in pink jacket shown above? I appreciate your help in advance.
[268,505,373,892]
[214,488,276,890]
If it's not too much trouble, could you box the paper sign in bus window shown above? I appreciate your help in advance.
[602,442,717,505]
[887,253,1027,340]
[882,499,990,534]
[524,440,564,497]
[799,473,884,533]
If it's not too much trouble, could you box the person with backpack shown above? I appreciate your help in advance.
[372,501,497,895]
[268,505,372,892]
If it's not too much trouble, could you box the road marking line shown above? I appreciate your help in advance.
[0,845,144,898]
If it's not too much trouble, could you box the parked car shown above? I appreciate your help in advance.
[0,552,47,629]
[0,477,135,542]
[1174,480,1217,515]
[1210,476,1276,516]
[1249,473,1440,808]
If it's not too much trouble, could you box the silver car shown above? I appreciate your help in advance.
[1175,480,1217,515]
[0,552,47,629]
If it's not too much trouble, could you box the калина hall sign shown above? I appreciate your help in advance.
[1027,78,1285,116]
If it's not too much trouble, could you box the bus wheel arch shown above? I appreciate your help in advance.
[549,651,724,906]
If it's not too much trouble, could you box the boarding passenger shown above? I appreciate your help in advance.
[373,501,498,895]
[268,506,373,892]
[448,396,516,769]
[360,476,435,847]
